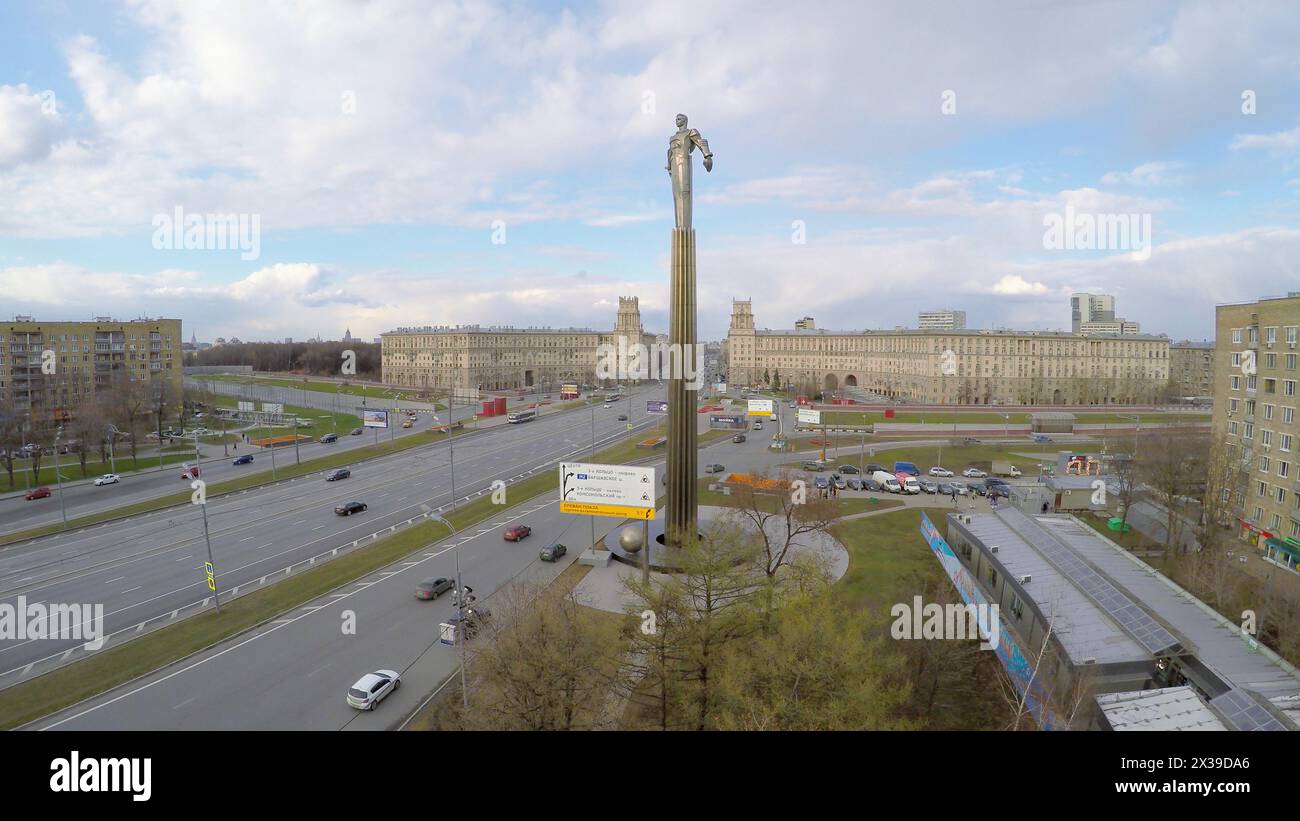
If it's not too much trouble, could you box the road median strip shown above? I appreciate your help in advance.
[0,419,666,730]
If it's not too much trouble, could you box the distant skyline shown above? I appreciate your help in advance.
[5,2,1300,341]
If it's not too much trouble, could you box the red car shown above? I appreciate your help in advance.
[180,463,200,480]
[24,486,51,501]
[503,525,531,541]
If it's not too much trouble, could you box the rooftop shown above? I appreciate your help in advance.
[750,327,1169,341]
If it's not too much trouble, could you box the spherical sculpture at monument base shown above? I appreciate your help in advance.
[619,525,645,553]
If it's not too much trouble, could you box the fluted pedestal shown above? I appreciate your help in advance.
[665,228,698,547]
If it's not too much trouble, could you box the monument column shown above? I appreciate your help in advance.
[666,228,698,547]
[664,113,712,548]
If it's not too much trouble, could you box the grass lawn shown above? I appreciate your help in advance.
[697,476,903,517]
[206,393,363,435]
[195,373,446,409]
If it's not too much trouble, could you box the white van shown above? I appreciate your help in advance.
[871,470,902,493]
[901,476,921,494]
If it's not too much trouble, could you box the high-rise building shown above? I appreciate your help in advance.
[918,309,967,331]
[381,296,657,391]
[0,317,183,426]
[1072,292,1140,334]
[794,316,816,330]
[1071,292,1115,331]
[1214,292,1300,551]
[728,299,1169,404]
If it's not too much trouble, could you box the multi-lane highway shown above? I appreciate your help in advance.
[0,386,664,683]
[0,388,481,535]
[32,403,778,730]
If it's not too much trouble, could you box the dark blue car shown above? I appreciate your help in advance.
[233,454,254,465]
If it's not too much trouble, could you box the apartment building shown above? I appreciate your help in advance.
[1169,340,1215,398]
[727,300,1170,405]
[1215,293,1300,554]
[1071,292,1140,334]
[381,296,658,391]
[918,309,967,331]
[0,317,184,425]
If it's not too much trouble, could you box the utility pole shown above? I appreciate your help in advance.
[293,414,300,465]
[53,426,68,530]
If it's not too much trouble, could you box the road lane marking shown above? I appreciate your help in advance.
[105,577,125,584]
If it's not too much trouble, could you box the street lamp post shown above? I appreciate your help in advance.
[53,426,68,530]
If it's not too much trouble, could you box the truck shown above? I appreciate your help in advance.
[871,470,902,493]
[992,460,1022,478]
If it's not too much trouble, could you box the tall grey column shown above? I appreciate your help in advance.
[666,227,698,547]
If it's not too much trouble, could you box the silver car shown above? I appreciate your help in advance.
[347,669,400,711]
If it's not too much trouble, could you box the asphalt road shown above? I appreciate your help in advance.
[0,386,664,681]
[0,391,487,534]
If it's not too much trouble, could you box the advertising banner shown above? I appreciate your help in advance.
[747,398,774,417]
[797,408,821,425]
[362,409,389,429]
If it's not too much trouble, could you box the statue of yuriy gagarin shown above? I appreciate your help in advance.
[666,113,713,230]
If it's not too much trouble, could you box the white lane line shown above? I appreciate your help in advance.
[122,586,142,595]
[173,695,198,710]
[292,520,306,526]
[255,542,273,550]
[239,536,254,542]
[104,577,125,584]
[312,525,325,531]
[174,555,192,561]
[39,498,555,730]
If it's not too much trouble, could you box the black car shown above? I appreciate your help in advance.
[987,484,1011,498]
[732,433,746,443]
[617,414,628,421]
[863,478,882,492]
[846,477,863,491]
[837,465,860,475]
[319,433,339,444]
[540,543,567,562]
[865,463,886,474]
[334,501,367,516]
[415,577,454,600]
[326,468,351,481]
[232,454,254,465]
[350,427,364,436]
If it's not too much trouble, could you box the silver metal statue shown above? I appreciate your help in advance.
[666,113,713,230]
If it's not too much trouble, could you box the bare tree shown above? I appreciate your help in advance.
[1140,430,1208,555]
[726,468,838,579]
[68,399,105,477]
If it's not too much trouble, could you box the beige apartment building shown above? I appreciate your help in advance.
[1169,340,1215,398]
[1214,293,1300,553]
[0,317,184,425]
[381,296,658,391]
[727,300,1171,405]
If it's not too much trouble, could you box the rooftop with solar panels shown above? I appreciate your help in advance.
[943,506,1300,731]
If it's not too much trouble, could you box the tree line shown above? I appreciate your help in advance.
[185,341,380,378]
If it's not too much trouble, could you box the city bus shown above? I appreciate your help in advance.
[507,409,537,424]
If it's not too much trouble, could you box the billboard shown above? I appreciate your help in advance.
[362,409,389,429]
[453,387,479,403]
[797,408,821,425]
[559,462,656,519]
[261,402,283,414]
[237,401,254,412]
[709,414,747,429]
[747,398,774,417]
[646,400,668,414]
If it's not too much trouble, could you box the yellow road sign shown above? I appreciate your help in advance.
[560,501,655,520]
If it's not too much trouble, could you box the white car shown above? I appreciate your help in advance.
[962,468,988,478]
[93,474,120,486]
[347,669,400,711]
[928,466,954,477]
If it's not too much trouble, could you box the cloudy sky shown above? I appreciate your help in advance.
[2,0,1300,343]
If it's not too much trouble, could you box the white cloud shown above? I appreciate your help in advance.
[1100,161,1187,186]
[0,85,61,168]
[991,275,1050,296]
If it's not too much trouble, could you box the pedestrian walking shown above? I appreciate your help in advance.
[951,489,958,506]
